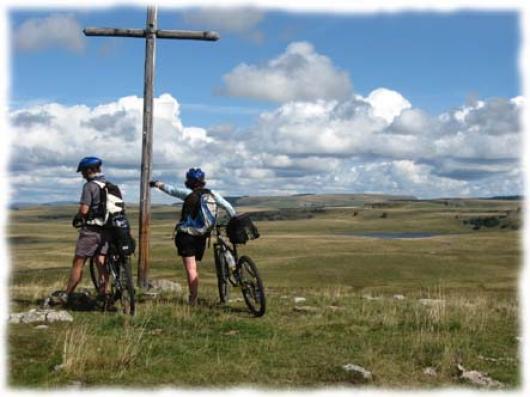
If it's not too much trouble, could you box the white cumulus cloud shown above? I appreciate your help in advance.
[14,14,85,53]
[222,42,353,102]
[8,90,523,203]
[9,94,222,203]
[364,88,412,123]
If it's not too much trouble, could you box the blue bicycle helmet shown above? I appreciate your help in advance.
[77,156,102,172]
[185,167,205,182]
[185,168,206,188]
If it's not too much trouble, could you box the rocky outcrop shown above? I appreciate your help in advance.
[423,367,437,377]
[342,363,373,382]
[148,279,183,294]
[456,364,504,388]
[9,309,73,324]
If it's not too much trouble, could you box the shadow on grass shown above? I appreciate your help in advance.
[64,294,99,312]
[220,305,253,315]
[13,293,101,312]
[18,290,257,317]
[137,294,255,317]
[45,292,100,312]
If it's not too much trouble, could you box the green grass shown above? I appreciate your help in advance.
[7,199,522,389]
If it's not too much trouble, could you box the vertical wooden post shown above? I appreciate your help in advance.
[138,6,157,288]
[83,7,219,289]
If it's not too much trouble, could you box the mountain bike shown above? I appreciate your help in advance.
[213,224,266,317]
[89,239,136,316]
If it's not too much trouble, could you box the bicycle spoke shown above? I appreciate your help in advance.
[243,262,257,278]
[245,282,258,302]
[116,257,135,316]
[211,227,265,316]
[237,256,265,316]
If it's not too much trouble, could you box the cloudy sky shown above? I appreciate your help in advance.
[8,8,522,203]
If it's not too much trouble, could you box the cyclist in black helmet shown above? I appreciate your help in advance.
[150,168,235,305]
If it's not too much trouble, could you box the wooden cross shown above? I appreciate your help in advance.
[84,6,219,288]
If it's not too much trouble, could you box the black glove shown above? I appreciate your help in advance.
[72,213,84,228]
[149,180,159,188]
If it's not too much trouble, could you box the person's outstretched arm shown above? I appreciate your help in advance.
[150,180,191,201]
[211,190,236,217]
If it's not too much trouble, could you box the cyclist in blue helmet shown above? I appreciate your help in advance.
[150,168,236,305]
[53,156,114,309]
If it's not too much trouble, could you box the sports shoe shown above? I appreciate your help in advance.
[48,290,69,306]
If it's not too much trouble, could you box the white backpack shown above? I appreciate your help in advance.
[86,180,125,227]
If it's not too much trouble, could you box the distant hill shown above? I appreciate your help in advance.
[9,202,35,210]
[41,201,78,206]
[12,192,522,211]
[9,201,77,210]
[221,193,417,209]
[482,195,523,201]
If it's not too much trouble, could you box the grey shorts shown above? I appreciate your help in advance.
[74,228,110,258]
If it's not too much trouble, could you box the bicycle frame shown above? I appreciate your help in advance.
[87,230,136,315]
[214,225,237,254]
[212,223,266,316]
[93,243,124,295]
[213,225,241,283]
[106,245,127,290]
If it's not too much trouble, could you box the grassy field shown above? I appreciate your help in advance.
[7,197,522,389]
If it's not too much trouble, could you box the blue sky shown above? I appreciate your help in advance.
[8,8,523,202]
[10,9,520,125]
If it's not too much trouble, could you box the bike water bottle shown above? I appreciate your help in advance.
[224,250,236,271]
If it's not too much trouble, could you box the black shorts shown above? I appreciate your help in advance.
[174,231,207,261]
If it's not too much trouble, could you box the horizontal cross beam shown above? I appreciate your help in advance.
[83,27,219,41]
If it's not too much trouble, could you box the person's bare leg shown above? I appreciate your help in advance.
[66,256,86,294]
[182,256,199,305]
[95,255,108,296]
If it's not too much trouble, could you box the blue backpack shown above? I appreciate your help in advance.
[177,188,219,236]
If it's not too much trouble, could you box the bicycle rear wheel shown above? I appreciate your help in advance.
[238,255,266,317]
[214,245,229,304]
[116,257,136,316]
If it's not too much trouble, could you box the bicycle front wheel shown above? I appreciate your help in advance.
[238,255,266,317]
[117,257,136,316]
